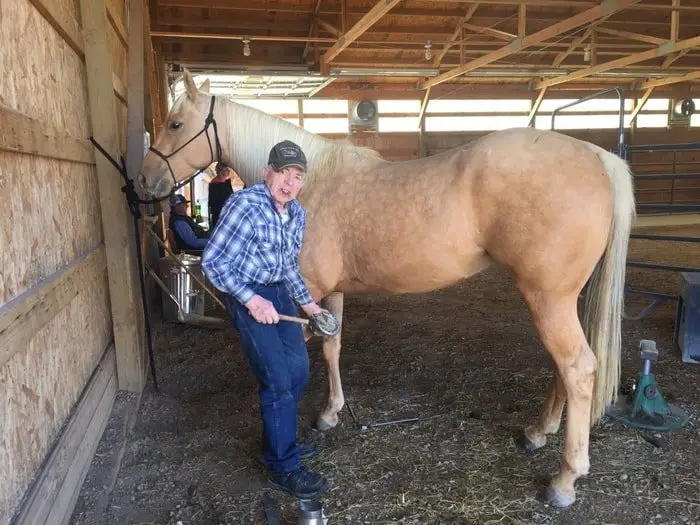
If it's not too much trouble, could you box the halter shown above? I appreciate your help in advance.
[148,95,223,195]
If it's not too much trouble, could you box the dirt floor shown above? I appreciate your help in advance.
[70,225,700,525]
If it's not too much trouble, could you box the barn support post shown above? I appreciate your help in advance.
[80,0,147,392]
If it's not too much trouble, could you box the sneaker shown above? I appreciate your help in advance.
[257,441,318,467]
[267,466,329,499]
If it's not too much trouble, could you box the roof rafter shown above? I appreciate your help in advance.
[536,35,700,89]
[321,0,403,66]
[421,0,641,89]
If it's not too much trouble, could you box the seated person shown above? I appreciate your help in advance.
[168,194,210,252]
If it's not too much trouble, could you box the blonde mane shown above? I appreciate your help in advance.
[221,98,382,188]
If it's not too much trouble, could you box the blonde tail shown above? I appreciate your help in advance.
[582,144,636,425]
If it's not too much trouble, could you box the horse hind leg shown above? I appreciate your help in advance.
[518,369,566,452]
[315,292,345,431]
[521,288,596,508]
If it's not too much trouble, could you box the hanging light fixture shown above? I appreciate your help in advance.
[424,40,432,61]
[583,44,591,62]
[242,37,251,57]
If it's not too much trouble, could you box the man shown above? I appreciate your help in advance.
[201,140,329,499]
[168,194,210,252]
[207,162,235,232]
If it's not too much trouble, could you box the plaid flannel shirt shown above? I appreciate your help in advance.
[201,181,313,306]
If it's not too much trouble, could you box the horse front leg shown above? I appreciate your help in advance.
[315,292,345,431]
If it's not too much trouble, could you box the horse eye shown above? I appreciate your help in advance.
[169,121,182,130]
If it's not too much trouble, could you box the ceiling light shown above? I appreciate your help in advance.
[242,37,251,57]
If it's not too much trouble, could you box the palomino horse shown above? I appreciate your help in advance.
[138,70,635,508]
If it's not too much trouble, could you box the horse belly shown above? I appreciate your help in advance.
[346,236,492,294]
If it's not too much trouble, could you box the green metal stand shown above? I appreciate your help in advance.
[606,340,689,431]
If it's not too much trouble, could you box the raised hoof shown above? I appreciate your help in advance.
[543,486,575,508]
[314,418,336,432]
[515,432,543,453]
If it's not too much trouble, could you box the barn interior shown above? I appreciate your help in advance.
[2,1,700,524]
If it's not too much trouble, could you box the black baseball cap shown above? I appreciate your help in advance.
[268,140,307,172]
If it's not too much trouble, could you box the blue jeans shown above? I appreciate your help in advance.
[226,283,310,474]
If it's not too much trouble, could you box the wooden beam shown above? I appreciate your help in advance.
[518,4,526,37]
[80,0,147,392]
[321,0,403,65]
[341,0,348,34]
[11,345,117,525]
[528,87,548,126]
[463,22,516,41]
[590,28,597,66]
[127,0,146,199]
[106,4,128,50]
[0,105,95,164]
[144,0,161,133]
[26,0,84,57]
[662,48,690,68]
[628,87,654,125]
[418,87,431,126]
[536,35,700,89]
[421,0,640,89]
[302,0,324,61]
[671,0,680,41]
[0,247,106,368]
[641,69,700,89]
[113,73,128,105]
[158,0,700,11]
[434,3,479,67]
[316,18,340,37]
[594,27,665,45]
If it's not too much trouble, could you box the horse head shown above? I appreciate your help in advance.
[139,69,221,198]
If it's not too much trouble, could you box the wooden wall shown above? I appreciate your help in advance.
[0,0,135,522]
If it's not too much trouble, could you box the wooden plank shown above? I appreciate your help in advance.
[671,0,680,41]
[594,26,665,45]
[0,246,107,368]
[57,372,117,525]
[641,70,700,89]
[434,3,479,67]
[26,0,84,57]
[316,17,340,36]
[12,345,116,525]
[113,72,128,106]
[629,87,654,125]
[341,0,347,34]
[422,0,641,89]
[536,35,700,89]
[80,0,147,393]
[126,0,146,194]
[463,22,516,41]
[0,105,95,164]
[302,0,324,60]
[321,0,403,64]
[518,4,526,37]
[144,0,162,134]
[528,87,548,126]
[106,4,128,50]
[553,28,590,66]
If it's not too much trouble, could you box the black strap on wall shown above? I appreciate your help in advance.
[89,136,163,393]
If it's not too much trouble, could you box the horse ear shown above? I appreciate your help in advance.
[183,69,199,101]
[199,79,211,94]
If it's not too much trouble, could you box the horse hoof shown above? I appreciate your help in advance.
[544,486,575,508]
[314,418,336,432]
[515,432,543,453]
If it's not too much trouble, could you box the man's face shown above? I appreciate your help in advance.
[264,165,305,207]
[173,202,188,214]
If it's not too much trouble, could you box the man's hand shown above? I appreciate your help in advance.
[300,302,323,317]
[245,295,279,324]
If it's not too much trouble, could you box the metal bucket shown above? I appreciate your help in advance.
[158,254,206,322]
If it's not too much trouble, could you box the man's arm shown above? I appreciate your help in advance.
[173,220,209,249]
[201,198,256,304]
